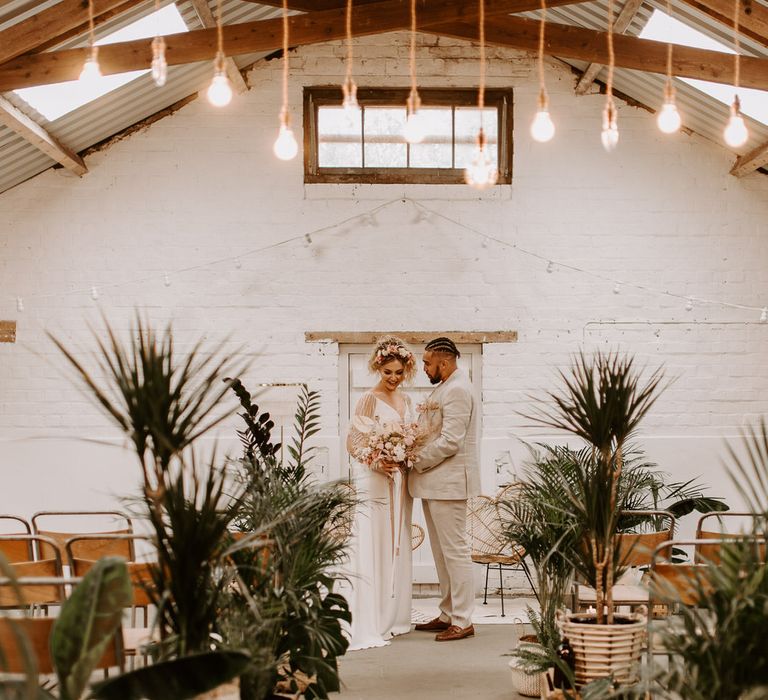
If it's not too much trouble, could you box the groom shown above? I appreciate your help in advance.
[409,337,480,641]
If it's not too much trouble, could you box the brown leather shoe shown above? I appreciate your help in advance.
[435,624,475,642]
[414,616,451,632]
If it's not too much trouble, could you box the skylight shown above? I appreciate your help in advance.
[640,10,768,127]
[13,4,188,122]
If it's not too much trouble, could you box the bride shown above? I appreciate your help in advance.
[344,335,417,650]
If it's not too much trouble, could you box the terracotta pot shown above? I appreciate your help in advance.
[556,608,646,688]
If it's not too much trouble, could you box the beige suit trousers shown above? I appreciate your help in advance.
[422,498,474,629]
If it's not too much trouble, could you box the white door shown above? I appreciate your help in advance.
[339,343,482,583]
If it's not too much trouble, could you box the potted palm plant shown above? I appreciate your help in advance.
[526,350,667,688]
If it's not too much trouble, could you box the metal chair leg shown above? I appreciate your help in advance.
[499,563,505,617]
[483,563,490,604]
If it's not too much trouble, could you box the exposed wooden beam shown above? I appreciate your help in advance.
[678,0,768,49]
[32,0,150,55]
[424,16,768,90]
[574,0,645,95]
[0,95,87,176]
[0,0,137,65]
[730,140,768,177]
[185,0,249,94]
[0,0,573,91]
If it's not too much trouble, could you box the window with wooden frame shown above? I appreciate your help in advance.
[303,87,513,185]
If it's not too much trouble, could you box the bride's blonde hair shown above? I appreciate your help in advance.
[367,335,417,383]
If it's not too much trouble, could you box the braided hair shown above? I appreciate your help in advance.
[424,337,461,358]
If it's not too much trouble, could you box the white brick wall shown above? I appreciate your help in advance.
[1,33,767,529]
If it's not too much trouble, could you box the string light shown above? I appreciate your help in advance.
[163,272,171,287]
[613,282,621,294]
[761,307,768,323]
[530,0,555,143]
[547,261,554,273]
[601,0,619,152]
[724,0,749,148]
[304,233,313,246]
[685,297,694,311]
[235,258,242,269]
[403,0,425,144]
[465,0,498,189]
[16,297,23,312]
[341,0,359,117]
[274,0,299,160]
[207,0,232,107]
[90,286,100,301]
[79,0,102,87]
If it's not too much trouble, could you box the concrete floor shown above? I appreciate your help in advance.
[335,624,528,700]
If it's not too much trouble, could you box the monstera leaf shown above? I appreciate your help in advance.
[90,650,250,700]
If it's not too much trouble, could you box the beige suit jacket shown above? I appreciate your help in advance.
[408,369,481,500]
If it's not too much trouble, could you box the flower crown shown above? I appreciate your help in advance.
[375,343,414,366]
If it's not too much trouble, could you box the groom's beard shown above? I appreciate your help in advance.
[428,371,442,385]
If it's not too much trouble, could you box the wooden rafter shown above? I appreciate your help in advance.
[574,0,645,95]
[424,16,768,90]
[0,96,86,176]
[730,140,768,177]
[678,0,768,49]
[0,0,582,91]
[0,0,142,65]
[185,0,249,94]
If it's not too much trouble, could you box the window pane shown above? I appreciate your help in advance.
[318,106,362,167]
[364,107,407,167]
[455,107,498,169]
[409,107,453,168]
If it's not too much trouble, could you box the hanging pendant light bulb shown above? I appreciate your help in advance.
[601,0,619,152]
[531,89,555,142]
[531,0,555,143]
[601,98,619,152]
[724,96,749,147]
[151,36,168,87]
[207,52,233,107]
[404,89,426,144]
[724,0,749,148]
[274,109,299,160]
[208,1,232,107]
[760,307,768,323]
[403,0,425,144]
[465,0,497,188]
[274,0,298,160]
[79,1,101,87]
[16,297,24,313]
[657,80,682,134]
[341,0,359,117]
[465,128,498,189]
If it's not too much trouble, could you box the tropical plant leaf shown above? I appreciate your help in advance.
[0,683,58,700]
[51,557,132,700]
[89,650,251,699]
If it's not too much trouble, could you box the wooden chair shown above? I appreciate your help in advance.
[0,577,125,678]
[0,516,33,563]
[467,494,533,617]
[411,523,425,551]
[575,510,676,614]
[65,534,157,661]
[695,511,765,564]
[31,511,134,562]
[0,536,65,611]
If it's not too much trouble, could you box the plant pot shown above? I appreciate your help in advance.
[556,608,646,688]
[509,634,543,697]
[195,679,240,700]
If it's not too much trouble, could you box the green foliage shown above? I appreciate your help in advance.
[227,377,280,462]
[90,650,251,699]
[52,557,132,700]
[524,351,667,623]
[223,378,354,700]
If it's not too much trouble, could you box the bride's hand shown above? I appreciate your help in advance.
[378,461,400,477]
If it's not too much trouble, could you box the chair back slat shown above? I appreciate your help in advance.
[467,496,506,556]
[651,562,712,606]
[0,517,34,563]
[0,559,65,607]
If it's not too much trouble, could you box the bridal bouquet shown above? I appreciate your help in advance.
[350,416,422,472]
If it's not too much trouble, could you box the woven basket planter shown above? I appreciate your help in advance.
[556,608,646,688]
[509,634,543,697]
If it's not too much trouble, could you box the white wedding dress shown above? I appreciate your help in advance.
[342,394,414,650]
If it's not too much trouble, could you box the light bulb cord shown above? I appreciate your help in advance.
[216,0,224,56]
[281,0,290,126]
[408,0,419,113]
[345,0,354,87]
[479,0,486,113]
[606,0,615,101]
[87,0,96,56]
[537,0,547,106]
[732,0,741,92]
